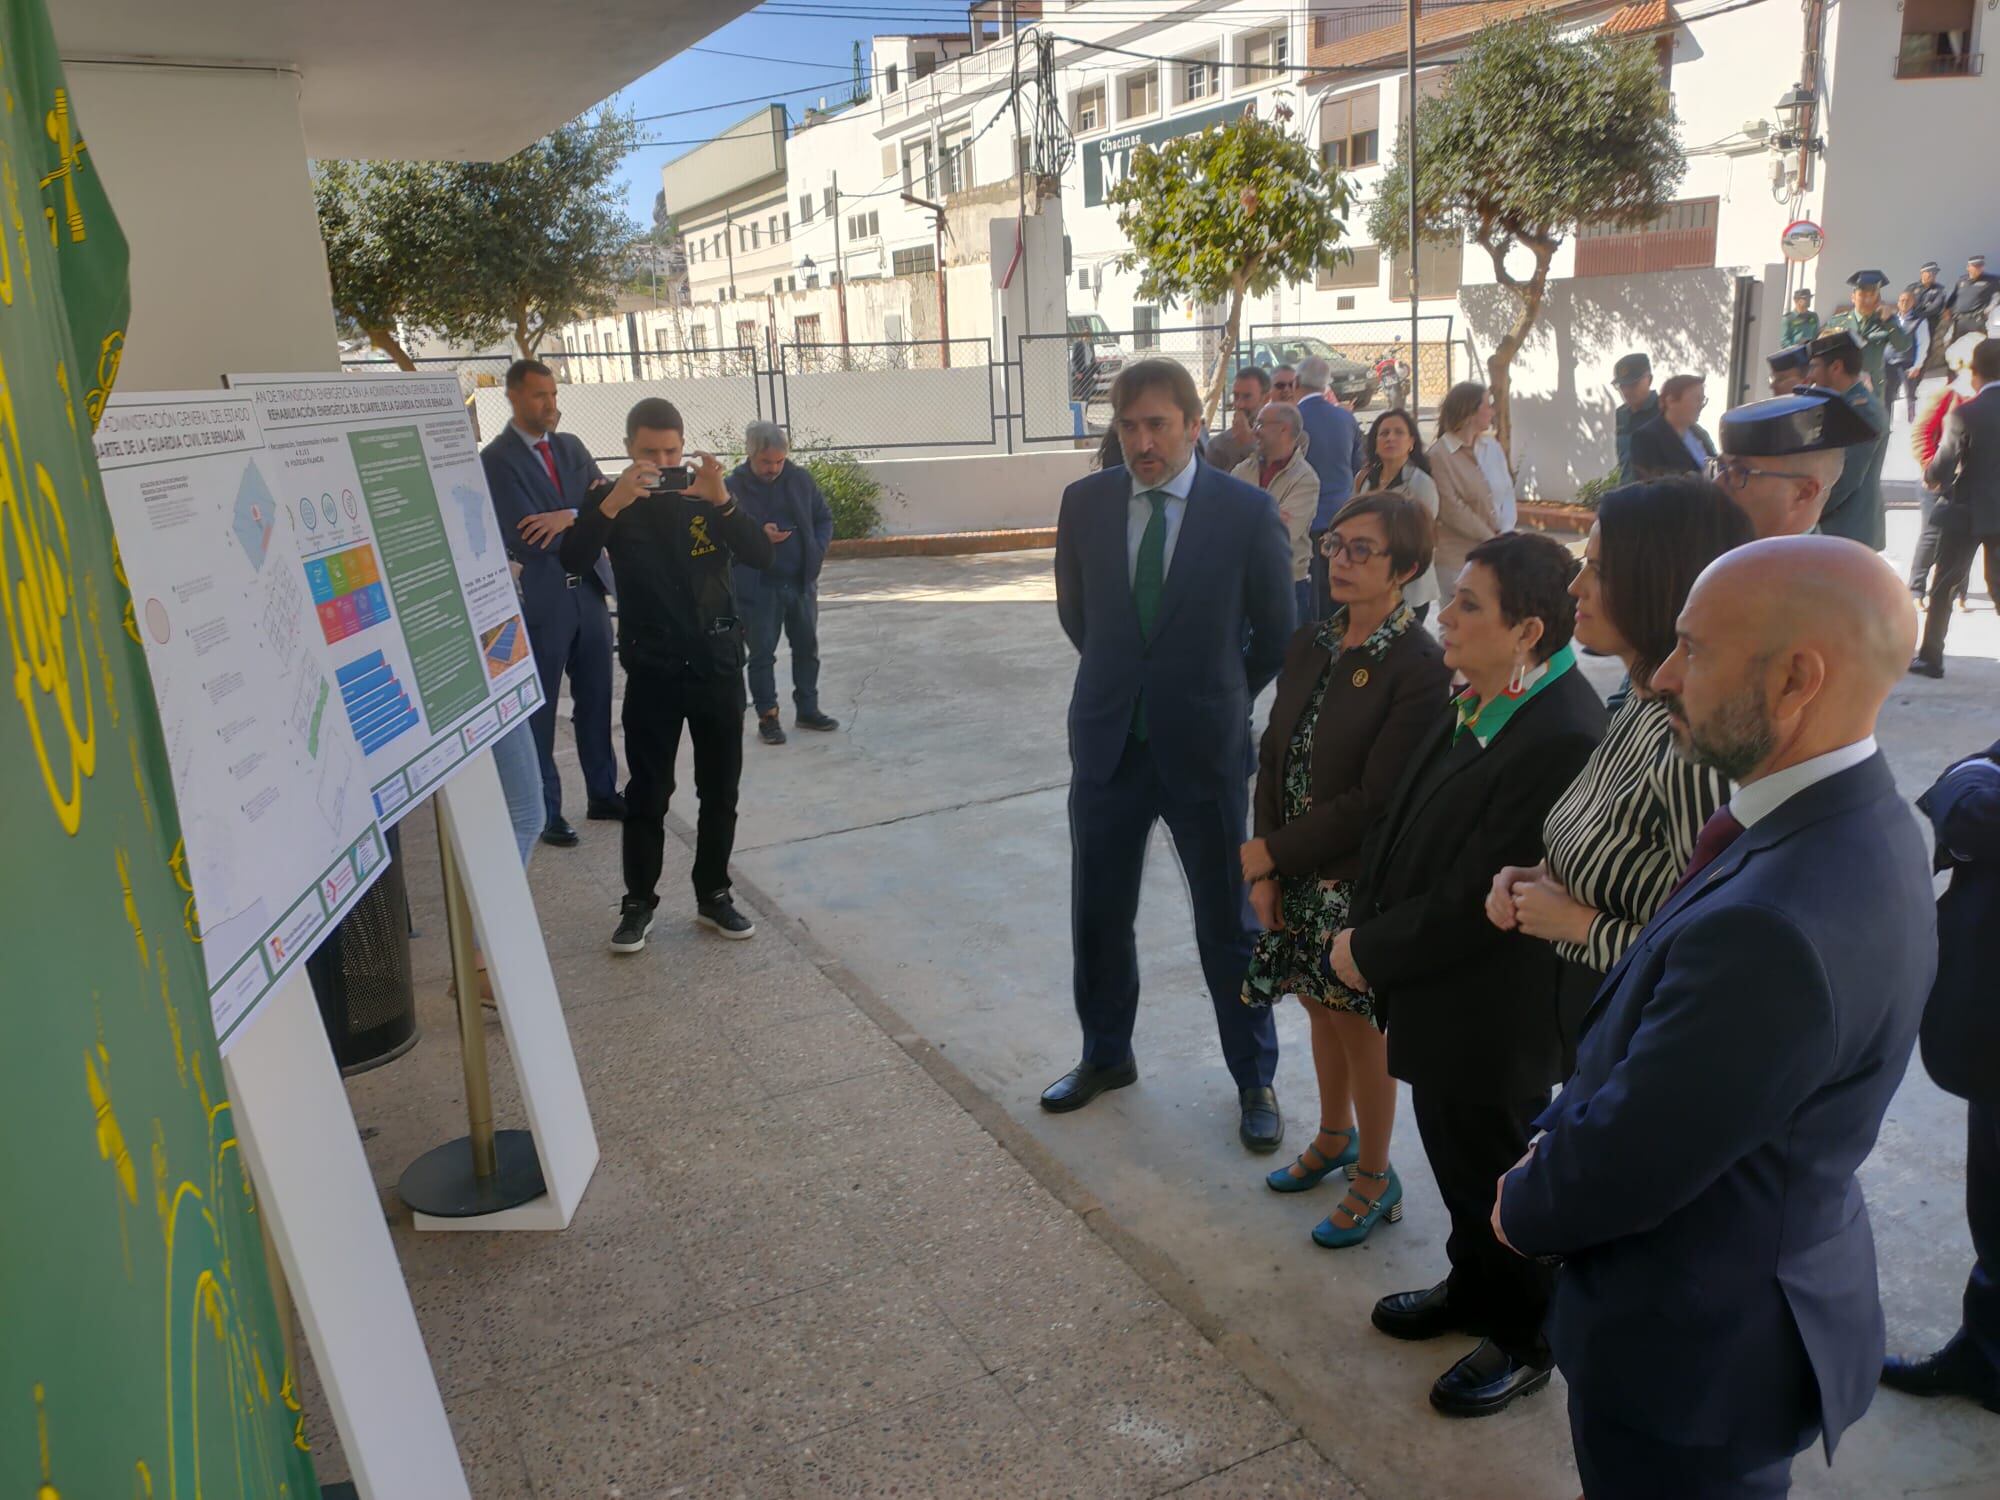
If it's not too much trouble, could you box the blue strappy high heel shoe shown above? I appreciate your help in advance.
[1265,1126,1359,1193]
[1312,1166,1403,1248]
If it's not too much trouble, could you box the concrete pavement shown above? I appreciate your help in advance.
[717,516,2000,1499]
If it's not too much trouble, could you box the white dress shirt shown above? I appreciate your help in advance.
[1729,736,1879,829]
[1472,432,1517,531]
[1127,450,1199,585]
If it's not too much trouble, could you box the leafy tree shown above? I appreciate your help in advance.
[314,109,642,363]
[1108,104,1354,423]
[1368,15,1683,454]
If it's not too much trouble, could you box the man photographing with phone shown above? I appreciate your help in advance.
[562,397,773,952]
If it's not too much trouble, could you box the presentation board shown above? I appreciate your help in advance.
[94,372,543,1050]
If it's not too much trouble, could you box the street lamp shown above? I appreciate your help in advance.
[1773,85,1822,154]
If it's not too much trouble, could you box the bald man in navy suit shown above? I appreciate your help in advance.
[1497,538,1935,1498]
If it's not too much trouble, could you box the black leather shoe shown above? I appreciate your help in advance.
[1883,1333,2000,1412]
[1040,1058,1138,1113]
[1429,1338,1553,1418]
[1239,1086,1284,1153]
[587,794,628,821]
[1909,655,1946,679]
[540,816,580,848]
[1372,1282,1484,1342]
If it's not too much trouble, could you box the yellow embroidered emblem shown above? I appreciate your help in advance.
[688,513,718,557]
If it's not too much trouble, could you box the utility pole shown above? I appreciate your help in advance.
[831,171,851,362]
[724,206,738,304]
[902,190,951,367]
[1406,0,1421,409]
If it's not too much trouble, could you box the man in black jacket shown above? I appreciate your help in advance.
[1883,739,2000,1415]
[561,398,773,951]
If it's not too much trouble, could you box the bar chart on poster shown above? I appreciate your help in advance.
[94,372,543,1048]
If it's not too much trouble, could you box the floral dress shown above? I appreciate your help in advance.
[1241,604,1417,1022]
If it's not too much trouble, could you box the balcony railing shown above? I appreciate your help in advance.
[1895,49,1983,79]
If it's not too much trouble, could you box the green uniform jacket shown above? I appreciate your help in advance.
[1823,308,1913,395]
[1819,380,1890,551]
[1781,311,1820,347]
[1615,391,1661,483]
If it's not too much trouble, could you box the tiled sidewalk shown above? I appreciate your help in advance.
[300,795,1357,1498]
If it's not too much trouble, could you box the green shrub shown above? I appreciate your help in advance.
[802,449,885,540]
[1572,471,1620,510]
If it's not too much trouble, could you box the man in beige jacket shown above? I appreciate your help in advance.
[1233,398,1319,624]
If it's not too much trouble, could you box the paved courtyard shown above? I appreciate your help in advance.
[307,510,1999,1498]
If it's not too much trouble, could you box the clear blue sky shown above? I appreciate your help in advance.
[605,6,888,227]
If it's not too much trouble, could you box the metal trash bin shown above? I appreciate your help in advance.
[307,835,417,1075]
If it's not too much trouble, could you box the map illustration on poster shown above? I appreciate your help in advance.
[94,390,387,1048]
[94,373,542,1049]
[224,371,544,824]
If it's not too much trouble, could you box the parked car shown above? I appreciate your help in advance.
[1240,335,1380,408]
[1068,313,1125,398]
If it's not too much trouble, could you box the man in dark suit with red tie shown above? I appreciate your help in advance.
[481,359,622,846]
[1496,537,1937,1498]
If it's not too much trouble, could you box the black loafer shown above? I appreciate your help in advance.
[1239,1086,1284,1153]
[1429,1338,1553,1418]
[540,816,580,848]
[1883,1333,2000,1411]
[1372,1282,1483,1342]
[587,794,628,821]
[1909,655,1946,679]
[1040,1058,1138,1113]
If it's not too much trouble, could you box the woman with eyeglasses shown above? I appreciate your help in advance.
[1357,409,1444,621]
[1329,531,1604,1417]
[1486,477,1752,1071]
[1429,382,1513,585]
[1627,374,1718,479]
[1240,494,1450,1249]
[1229,398,1320,622]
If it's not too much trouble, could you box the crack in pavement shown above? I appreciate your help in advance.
[736,778,1070,853]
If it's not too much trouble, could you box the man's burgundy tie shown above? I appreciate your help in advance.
[534,437,561,492]
[1669,806,1746,899]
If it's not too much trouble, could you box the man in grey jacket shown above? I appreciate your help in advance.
[1230,398,1317,623]
[1913,339,2000,678]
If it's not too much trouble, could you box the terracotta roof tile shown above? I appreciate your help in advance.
[1304,0,1637,79]
[1602,0,1671,36]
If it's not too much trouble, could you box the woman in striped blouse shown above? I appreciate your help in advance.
[1485,476,1754,1068]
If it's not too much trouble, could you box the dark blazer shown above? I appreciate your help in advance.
[480,427,614,609]
[1055,459,1293,798]
[1295,392,1366,530]
[1626,414,1716,478]
[1502,753,1936,1461]
[1254,618,1450,883]
[1348,668,1605,1095]
[1924,383,2000,535]
[1916,742,2000,1104]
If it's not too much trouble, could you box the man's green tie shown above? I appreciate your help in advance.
[1132,490,1166,740]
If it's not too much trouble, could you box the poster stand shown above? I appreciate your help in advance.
[224,981,471,1499]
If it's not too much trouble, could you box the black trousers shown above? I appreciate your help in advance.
[1964,1100,2000,1371]
[1910,492,1947,593]
[621,665,744,906]
[1918,513,2000,665]
[1412,1084,1555,1361]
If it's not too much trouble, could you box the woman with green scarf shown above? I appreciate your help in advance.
[1327,531,1606,1421]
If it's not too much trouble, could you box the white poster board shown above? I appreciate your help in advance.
[222,371,543,827]
[95,390,388,1050]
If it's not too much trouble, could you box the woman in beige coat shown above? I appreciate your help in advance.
[1232,399,1320,623]
[1428,382,1515,582]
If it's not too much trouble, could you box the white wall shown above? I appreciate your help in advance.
[861,448,1090,533]
[67,62,337,390]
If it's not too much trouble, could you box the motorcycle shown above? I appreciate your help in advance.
[1374,352,1410,412]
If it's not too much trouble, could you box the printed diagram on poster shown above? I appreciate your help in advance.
[94,391,388,1048]
[224,371,544,824]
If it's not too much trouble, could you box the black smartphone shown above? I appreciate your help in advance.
[648,464,695,494]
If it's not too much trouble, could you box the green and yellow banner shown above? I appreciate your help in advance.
[0,1,318,1493]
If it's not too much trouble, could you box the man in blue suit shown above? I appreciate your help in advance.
[1497,536,1936,1498]
[1294,356,1365,622]
[1045,359,1296,1151]
[480,359,622,846]
[1881,738,2000,1413]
